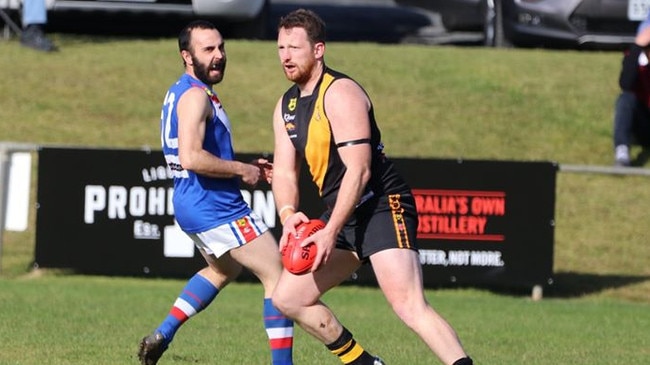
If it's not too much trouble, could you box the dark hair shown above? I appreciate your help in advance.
[278,8,326,44]
[178,19,218,52]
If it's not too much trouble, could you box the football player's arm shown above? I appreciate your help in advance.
[323,78,372,235]
[177,88,260,185]
[271,97,306,246]
[303,79,372,270]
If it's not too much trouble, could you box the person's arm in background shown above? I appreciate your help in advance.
[619,27,650,90]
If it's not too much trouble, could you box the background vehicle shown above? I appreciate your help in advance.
[396,0,645,49]
[0,0,270,39]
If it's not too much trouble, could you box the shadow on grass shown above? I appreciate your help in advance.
[339,267,650,300]
[542,271,650,299]
[474,271,650,299]
[632,146,650,166]
[19,267,649,301]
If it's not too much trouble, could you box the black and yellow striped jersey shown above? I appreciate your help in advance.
[280,67,409,207]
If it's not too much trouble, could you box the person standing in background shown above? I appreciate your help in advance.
[20,0,57,51]
[611,13,650,166]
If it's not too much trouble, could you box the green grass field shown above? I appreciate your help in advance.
[1,34,650,364]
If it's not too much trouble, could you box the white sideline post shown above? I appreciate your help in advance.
[531,285,543,301]
[5,152,31,231]
[0,145,10,273]
[0,142,38,273]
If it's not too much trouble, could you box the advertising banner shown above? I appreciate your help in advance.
[35,148,556,289]
[394,159,556,288]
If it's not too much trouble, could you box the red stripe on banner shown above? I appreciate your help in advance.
[170,307,189,322]
[412,189,506,197]
[419,233,505,241]
[269,337,293,349]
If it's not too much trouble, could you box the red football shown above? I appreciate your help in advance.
[281,219,326,275]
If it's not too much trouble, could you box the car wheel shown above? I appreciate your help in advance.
[483,0,511,47]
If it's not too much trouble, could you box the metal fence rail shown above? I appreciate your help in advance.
[559,163,650,176]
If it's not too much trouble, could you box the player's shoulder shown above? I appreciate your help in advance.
[325,67,351,80]
[176,87,210,109]
[324,68,363,92]
[325,77,367,105]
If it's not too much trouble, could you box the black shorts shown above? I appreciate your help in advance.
[320,193,419,261]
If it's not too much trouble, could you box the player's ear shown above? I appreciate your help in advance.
[181,50,193,65]
[314,42,325,58]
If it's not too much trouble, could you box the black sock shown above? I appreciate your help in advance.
[326,327,375,364]
[453,357,474,365]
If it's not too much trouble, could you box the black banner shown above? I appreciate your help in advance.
[35,148,556,289]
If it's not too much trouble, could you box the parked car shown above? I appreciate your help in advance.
[0,0,270,39]
[395,0,645,49]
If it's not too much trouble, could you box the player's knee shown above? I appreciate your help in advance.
[389,296,425,327]
[271,292,296,317]
[204,263,242,285]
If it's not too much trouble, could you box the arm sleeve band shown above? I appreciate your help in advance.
[335,138,371,148]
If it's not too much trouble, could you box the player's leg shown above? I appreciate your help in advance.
[363,193,472,365]
[229,230,284,297]
[632,104,650,147]
[271,248,358,341]
[138,249,242,365]
[272,250,382,364]
[226,221,294,364]
[370,249,472,365]
[613,91,638,165]
[151,253,240,343]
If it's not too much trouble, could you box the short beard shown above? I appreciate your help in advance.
[191,55,226,86]
[285,57,316,85]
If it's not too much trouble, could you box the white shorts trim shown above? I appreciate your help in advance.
[186,212,269,258]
